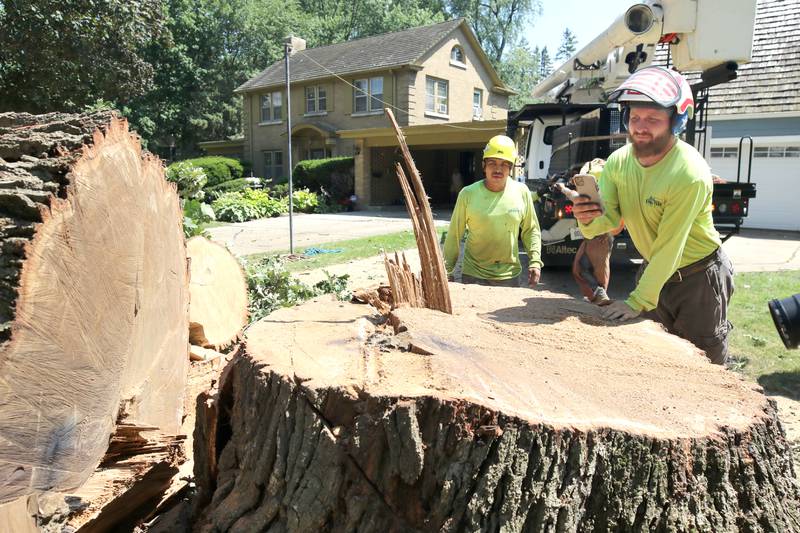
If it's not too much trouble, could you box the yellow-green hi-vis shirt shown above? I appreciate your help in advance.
[444,178,542,281]
[579,140,721,311]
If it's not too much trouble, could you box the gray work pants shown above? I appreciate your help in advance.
[638,248,734,365]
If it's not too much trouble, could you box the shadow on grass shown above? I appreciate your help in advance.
[758,371,800,401]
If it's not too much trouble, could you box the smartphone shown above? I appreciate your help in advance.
[572,173,603,206]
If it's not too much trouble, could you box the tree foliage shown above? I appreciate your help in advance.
[498,40,541,110]
[556,27,578,62]
[539,45,553,78]
[0,0,166,112]
[0,0,546,154]
[444,0,542,64]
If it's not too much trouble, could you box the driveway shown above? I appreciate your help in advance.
[720,228,800,272]
[206,209,452,257]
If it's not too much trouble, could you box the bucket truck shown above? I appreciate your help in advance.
[508,0,759,264]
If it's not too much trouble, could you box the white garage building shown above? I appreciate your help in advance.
[704,0,800,231]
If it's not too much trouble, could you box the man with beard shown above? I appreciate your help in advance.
[570,67,734,365]
[444,135,542,287]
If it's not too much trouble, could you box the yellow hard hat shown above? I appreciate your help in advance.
[483,135,517,164]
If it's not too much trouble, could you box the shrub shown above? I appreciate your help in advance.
[172,156,244,187]
[267,182,289,198]
[166,161,207,200]
[212,194,261,223]
[184,199,216,223]
[293,157,354,198]
[205,178,251,200]
[211,189,288,222]
[244,255,350,321]
[292,188,319,213]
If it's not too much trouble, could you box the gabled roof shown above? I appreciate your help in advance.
[704,0,800,116]
[236,19,511,94]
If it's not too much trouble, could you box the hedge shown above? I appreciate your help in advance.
[171,156,244,187]
[293,156,354,195]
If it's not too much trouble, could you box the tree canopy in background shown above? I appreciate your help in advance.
[0,0,166,112]
[0,0,550,157]
[556,27,578,61]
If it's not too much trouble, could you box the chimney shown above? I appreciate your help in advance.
[285,35,306,55]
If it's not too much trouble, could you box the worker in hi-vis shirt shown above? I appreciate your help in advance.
[444,135,542,288]
[571,66,734,365]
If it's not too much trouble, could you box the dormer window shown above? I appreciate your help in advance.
[450,45,466,67]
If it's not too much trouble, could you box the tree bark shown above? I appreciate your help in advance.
[187,236,248,350]
[0,111,189,503]
[193,288,800,532]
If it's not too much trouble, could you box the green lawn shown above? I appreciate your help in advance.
[728,270,800,398]
[245,228,447,273]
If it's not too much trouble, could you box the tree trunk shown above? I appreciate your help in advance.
[193,287,800,532]
[187,236,248,350]
[0,111,189,503]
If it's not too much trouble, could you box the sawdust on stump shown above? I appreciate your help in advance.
[194,284,800,532]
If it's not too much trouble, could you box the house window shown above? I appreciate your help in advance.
[309,148,329,159]
[263,150,283,178]
[754,146,800,158]
[472,89,483,119]
[260,92,282,122]
[710,147,739,158]
[450,45,465,66]
[426,76,449,116]
[305,85,327,114]
[353,77,383,113]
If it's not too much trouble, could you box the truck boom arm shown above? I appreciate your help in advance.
[533,0,757,102]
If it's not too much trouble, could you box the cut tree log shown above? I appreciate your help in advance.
[0,112,189,503]
[194,285,800,532]
[187,236,248,350]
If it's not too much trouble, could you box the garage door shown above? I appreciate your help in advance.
[709,143,800,231]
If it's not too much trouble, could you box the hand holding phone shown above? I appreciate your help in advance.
[572,173,603,207]
[571,174,604,224]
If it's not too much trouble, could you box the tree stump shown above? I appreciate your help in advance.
[194,285,800,532]
[0,112,189,503]
[187,236,248,350]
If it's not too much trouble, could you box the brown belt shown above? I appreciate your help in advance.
[665,248,720,283]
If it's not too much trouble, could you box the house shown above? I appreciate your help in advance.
[702,0,800,231]
[225,19,514,207]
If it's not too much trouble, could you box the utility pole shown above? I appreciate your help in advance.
[284,37,294,253]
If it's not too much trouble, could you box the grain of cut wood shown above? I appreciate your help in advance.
[384,252,424,308]
[193,288,800,532]
[385,109,451,314]
[0,111,189,503]
[187,236,248,350]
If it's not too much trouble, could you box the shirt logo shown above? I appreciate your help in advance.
[645,196,664,208]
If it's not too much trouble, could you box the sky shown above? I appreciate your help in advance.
[524,0,637,60]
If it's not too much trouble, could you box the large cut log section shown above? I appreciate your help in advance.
[0,112,189,503]
[195,285,800,532]
[187,236,248,350]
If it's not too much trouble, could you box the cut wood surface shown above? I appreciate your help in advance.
[194,285,800,532]
[187,236,248,350]
[0,112,189,503]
